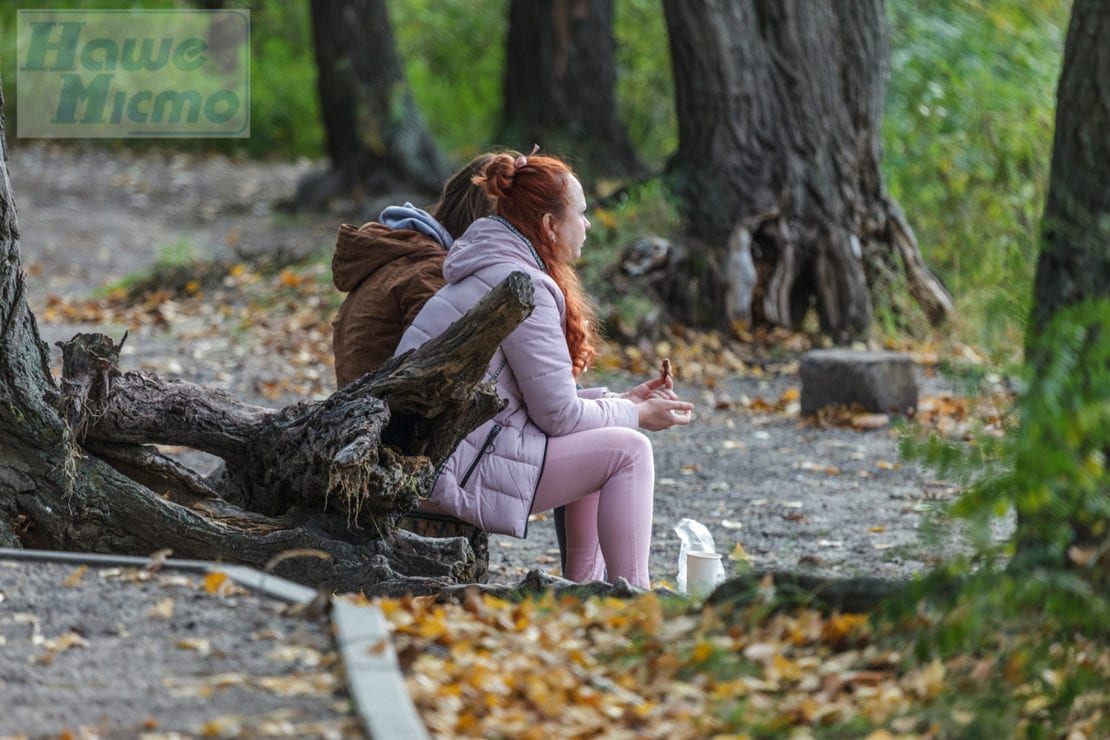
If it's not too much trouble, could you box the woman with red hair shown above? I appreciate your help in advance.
[397,149,693,588]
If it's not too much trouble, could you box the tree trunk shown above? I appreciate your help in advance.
[660,0,952,341]
[0,73,541,592]
[499,0,643,184]
[296,0,451,208]
[1022,0,1110,582]
[1028,0,1110,337]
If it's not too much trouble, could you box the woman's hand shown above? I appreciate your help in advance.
[637,396,694,431]
[623,375,676,403]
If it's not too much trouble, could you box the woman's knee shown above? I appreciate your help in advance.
[615,427,652,461]
[600,427,653,473]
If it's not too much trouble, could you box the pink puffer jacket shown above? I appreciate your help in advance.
[395,217,639,537]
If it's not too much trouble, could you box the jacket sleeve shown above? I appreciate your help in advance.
[577,387,614,400]
[501,279,638,436]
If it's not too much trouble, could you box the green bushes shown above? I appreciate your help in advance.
[902,299,1110,628]
[883,0,1071,356]
[889,298,1110,736]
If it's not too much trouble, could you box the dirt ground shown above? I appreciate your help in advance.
[0,557,360,738]
[10,141,1003,590]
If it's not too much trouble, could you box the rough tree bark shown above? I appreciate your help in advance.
[660,0,952,341]
[295,0,451,209]
[499,0,643,184]
[1023,0,1110,581]
[1028,0,1110,338]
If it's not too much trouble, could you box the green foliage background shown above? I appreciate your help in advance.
[883,0,1071,357]
[0,0,320,156]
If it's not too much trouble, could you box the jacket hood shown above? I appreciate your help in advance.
[379,202,453,248]
[443,216,548,284]
[332,220,448,293]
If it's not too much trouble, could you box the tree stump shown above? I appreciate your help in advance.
[799,349,918,416]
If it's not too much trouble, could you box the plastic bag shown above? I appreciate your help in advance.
[674,518,726,593]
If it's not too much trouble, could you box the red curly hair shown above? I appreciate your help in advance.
[474,151,599,377]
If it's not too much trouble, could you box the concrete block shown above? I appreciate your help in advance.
[799,349,918,416]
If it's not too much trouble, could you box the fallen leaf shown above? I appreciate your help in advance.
[63,564,87,587]
[146,597,176,619]
[255,672,338,697]
[50,631,90,651]
[204,571,228,594]
[729,542,751,563]
[177,638,211,656]
[852,413,890,430]
[267,646,323,667]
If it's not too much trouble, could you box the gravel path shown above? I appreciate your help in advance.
[10,141,999,590]
[0,556,359,738]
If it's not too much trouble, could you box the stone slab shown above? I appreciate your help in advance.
[799,349,918,416]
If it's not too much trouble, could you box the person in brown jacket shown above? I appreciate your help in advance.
[331,154,494,388]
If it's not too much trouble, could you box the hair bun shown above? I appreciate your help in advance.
[476,153,518,201]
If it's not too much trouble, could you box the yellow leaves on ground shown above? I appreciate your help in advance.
[38,261,336,401]
[914,390,1012,439]
[374,589,995,737]
[598,331,754,385]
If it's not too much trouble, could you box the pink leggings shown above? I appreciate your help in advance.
[530,427,655,588]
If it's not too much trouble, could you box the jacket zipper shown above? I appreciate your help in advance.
[459,423,502,488]
[523,433,549,539]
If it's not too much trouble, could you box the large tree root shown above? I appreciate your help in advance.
[706,570,906,614]
[428,569,908,614]
[13,273,536,592]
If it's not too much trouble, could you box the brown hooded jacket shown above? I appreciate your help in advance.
[331,222,446,387]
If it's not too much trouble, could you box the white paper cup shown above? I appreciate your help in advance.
[686,550,721,598]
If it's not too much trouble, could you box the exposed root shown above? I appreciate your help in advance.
[886,197,954,325]
[327,460,373,531]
